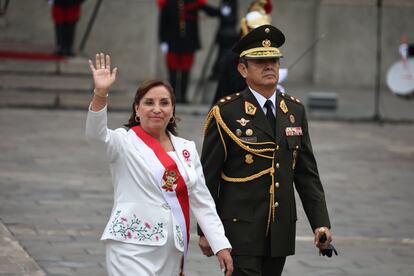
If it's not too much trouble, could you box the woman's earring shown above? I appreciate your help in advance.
[169,116,175,124]
[135,115,140,123]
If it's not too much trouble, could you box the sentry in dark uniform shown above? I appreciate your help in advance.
[198,24,333,276]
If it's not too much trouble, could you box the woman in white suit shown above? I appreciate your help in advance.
[86,53,233,276]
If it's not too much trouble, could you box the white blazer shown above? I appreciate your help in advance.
[85,106,231,254]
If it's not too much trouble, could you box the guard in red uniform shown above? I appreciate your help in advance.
[50,0,84,56]
[157,0,217,103]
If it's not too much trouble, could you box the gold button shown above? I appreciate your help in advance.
[295,145,299,149]
[232,218,238,222]
[276,163,280,168]
[236,93,240,96]
[276,145,280,150]
[220,99,225,103]
[275,182,280,188]
[226,96,231,100]
[274,202,279,207]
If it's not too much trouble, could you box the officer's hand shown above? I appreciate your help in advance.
[216,249,233,276]
[198,236,214,257]
[314,227,332,250]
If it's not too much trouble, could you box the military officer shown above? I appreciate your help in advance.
[198,24,333,276]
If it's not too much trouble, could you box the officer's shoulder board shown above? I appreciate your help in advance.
[204,92,242,135]
[280,92,303,106]
[215,92,243,107]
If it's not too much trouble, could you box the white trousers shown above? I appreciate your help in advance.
[105,223,183,276]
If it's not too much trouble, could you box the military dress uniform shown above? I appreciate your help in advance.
[157,0,217,103]
[199,25,331,275]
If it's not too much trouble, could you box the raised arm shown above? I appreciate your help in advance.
[88,53,118,111]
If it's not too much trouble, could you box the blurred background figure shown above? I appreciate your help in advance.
[49,0,85,56]
[399,35,414,61]
[208,0,239,81]
[386,35,414,99]
[158,0,217,104]
[212,0,273,105]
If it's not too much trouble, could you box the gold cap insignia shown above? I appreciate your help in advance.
[236,118,250,127]
[235,129,242,137]
[245,101,257,116]
[280,99,288,114]
[245,154,254,164]
[262,39,271,48]
[265,27,270,33]
[289,114,295,124]
[246,129,253,136]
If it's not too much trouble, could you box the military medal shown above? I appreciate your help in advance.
[289,114,295,124]
[245,101,257,116]
[280,99,288,114]
[236,118,250,126]
[245,154,254,164]
[162,170,178,192]
[285,127,303,136]
[235,129,242,137]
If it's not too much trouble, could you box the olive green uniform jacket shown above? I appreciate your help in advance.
[199,88,331,257]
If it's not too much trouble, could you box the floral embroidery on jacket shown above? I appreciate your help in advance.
[175,225,184,248]
[109,210,165,241]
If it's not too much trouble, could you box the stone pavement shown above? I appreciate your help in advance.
[0,106,413,276]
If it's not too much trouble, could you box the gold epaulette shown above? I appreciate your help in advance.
[280,92,303,105]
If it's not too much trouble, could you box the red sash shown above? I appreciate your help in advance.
[131,126,190,249]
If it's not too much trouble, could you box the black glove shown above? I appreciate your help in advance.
[318,233,338,258]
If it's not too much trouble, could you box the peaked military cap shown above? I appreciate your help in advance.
[233,24,285,59]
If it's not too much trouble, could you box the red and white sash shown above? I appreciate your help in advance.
[131,126,190,265]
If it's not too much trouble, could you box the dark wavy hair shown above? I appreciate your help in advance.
[124,79,177,135]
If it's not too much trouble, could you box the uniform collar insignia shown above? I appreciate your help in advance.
[245,101,257,116]
[280,99,288,114]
